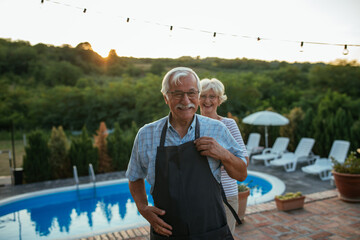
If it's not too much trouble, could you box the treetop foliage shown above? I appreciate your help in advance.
[1,38,359,157]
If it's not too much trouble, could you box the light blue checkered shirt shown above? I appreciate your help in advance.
[126,114,247,193]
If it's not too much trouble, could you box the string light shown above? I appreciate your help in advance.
[38,0,360,54]
[212,32,217,43]
[300,41,304,52]
[169,25,173,38]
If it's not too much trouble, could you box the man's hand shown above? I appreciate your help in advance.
[194,136,230,160]
[194,136,247,181]
[129,179,172,237]
[138,205,172,236]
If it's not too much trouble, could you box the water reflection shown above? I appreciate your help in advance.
[0,183,154,239]
[248,186,263,206]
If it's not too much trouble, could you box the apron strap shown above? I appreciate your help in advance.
[160,116,200,147]
[220,183,242,225]
[195,116,200,139]
[160,119,168,147]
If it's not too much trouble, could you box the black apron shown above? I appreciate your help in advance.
[151,117,234,240]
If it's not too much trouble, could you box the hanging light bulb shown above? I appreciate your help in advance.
[299,41,304,52]
[169,26,173,38]
[212,32,216,43]
[342,45,349,55]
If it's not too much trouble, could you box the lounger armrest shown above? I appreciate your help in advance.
[315,158,332,166]
[262,148,272,154]
[281,152,294,158]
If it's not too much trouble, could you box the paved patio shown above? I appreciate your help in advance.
[82,190,360,240]
[1,161,359,239]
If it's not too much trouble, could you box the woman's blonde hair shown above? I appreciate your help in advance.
[200,78,227,104]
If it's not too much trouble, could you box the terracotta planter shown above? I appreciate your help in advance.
[275,196,305,211]
[238,189,250,220]
[333,171,360,203]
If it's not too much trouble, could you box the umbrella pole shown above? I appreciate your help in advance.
[265,126,268,148]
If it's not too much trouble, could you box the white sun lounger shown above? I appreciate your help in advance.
[270,137,315,172]
[301,140,350,180]
[251,137,289,166]
[246,133,261,155]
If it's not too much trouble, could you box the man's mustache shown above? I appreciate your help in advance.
[176,103,196,109]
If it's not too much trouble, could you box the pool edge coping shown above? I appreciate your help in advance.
[246,170,286,205]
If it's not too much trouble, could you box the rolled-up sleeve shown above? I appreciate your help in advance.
[126,130,148,181]
[222,127,247,165]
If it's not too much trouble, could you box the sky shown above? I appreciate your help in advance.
[1,0,360,63]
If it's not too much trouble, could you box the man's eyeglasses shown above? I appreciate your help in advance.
[200,95,218,101]
[167,90,199,100]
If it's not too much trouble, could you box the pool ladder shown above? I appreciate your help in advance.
[73,164,97,199]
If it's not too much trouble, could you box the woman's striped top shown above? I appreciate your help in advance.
[220,117,248,198]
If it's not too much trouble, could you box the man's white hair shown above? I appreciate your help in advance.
[161,67,201,97]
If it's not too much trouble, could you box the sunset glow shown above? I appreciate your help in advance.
[1,0,359,63]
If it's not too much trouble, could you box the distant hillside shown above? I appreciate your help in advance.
[1,38,359,156]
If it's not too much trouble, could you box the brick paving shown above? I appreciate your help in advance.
[1,163,358,240]
[82,190,360,240]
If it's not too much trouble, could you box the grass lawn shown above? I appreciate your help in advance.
[0,140,25,176]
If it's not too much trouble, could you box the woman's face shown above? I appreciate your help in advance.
[199,89,220,117]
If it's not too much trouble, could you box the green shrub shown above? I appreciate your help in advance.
[108,122,137,171]
[23,130,51,183]
[332,149,360,174]
[238,183,250,192]
[275,192,302,200]
[94,121,112,173]
[48,126,71,179]
[68,126,98,176]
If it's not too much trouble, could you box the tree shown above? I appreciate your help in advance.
[312,91,354,156]
[48,126,71,179]
[280,107,305,152]
[107,122,127,171]
[76,42,93,51]
[69,126,98,176]
[43,61,83,86]
[108,121,138,171]
[23,130,51,183]
[149,61,165,75]
[94,121,112,173]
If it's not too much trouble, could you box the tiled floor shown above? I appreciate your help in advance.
[82,189,360,240]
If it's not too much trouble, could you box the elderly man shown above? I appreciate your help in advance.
[126,67,247,240]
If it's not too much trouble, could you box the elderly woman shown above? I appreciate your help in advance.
[199,78,249,234]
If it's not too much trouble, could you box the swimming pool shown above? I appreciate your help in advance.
[241,170,285,205]
[0,171,284,239]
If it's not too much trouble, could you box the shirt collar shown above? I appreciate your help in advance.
[167,113,196,133]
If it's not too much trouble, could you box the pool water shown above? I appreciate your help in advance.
[0,171,283,239]
[238,173,273,205]
[0,180,153,240]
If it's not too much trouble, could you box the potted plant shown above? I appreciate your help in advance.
[237,182,251,220]
[332,148,360,202]
[275,192,305,211]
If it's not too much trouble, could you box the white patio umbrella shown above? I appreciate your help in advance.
[242,110,289,148]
